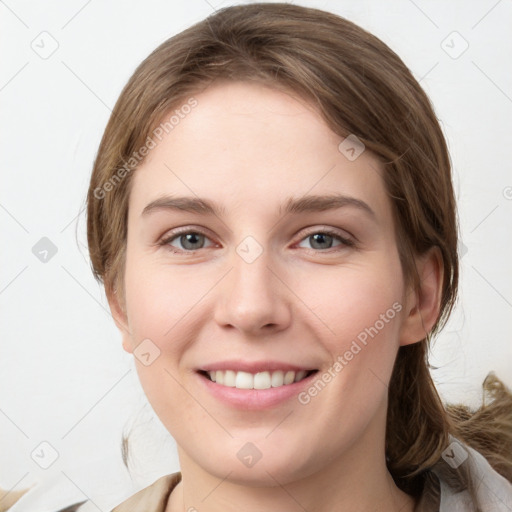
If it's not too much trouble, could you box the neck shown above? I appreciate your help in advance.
[166,405,417,512]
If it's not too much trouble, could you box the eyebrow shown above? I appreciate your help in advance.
[141,194,376,219]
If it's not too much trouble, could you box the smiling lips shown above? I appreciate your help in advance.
[202,369,316,390]
[198,362,319,409]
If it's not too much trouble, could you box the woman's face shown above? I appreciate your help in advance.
[114,80,415,485]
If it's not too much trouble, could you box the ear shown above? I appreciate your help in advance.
[106,285,134,354]
[399,246,444,346]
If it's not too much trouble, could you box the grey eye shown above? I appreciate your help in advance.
[172,232,209,251]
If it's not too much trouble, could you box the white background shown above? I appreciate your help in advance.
[1,0,511,509]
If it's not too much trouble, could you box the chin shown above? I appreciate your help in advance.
[195,440,318,487]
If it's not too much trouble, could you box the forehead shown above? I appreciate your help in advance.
[129,80,390,223]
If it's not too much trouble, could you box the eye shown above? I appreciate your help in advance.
[159,229,215,253]
[296,229,355,251]
[159,227,355,254]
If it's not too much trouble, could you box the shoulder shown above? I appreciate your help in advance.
[420,436,512,511]
[0,487,32,512]
[1,473,181,512]
[109,472,182,512]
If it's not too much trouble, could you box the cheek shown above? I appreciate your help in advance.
[123,256,206,349]
[297,255,404,406]
[296,255,404,353]
[288,263,404,450]
[292,255,405,416]
[122,256,202,428]
[122,256,215,415]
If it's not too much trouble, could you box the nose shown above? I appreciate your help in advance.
[213,244,292,337]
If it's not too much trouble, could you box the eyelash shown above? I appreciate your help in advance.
[158,227,355,254]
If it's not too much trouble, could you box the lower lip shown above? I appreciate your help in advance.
[197,371,317,410]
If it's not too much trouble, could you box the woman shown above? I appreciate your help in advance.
[83,3,512,511]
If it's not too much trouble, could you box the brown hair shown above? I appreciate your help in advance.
[86,3,512,507]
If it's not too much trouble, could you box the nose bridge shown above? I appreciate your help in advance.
[213,234,291,334]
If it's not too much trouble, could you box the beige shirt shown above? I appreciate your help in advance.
[110,473,181,512]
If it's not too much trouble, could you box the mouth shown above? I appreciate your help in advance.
[198,368,318,390]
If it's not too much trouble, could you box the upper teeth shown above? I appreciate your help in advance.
[208,370,309,389]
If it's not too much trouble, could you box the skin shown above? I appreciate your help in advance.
[108,80,443,512]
